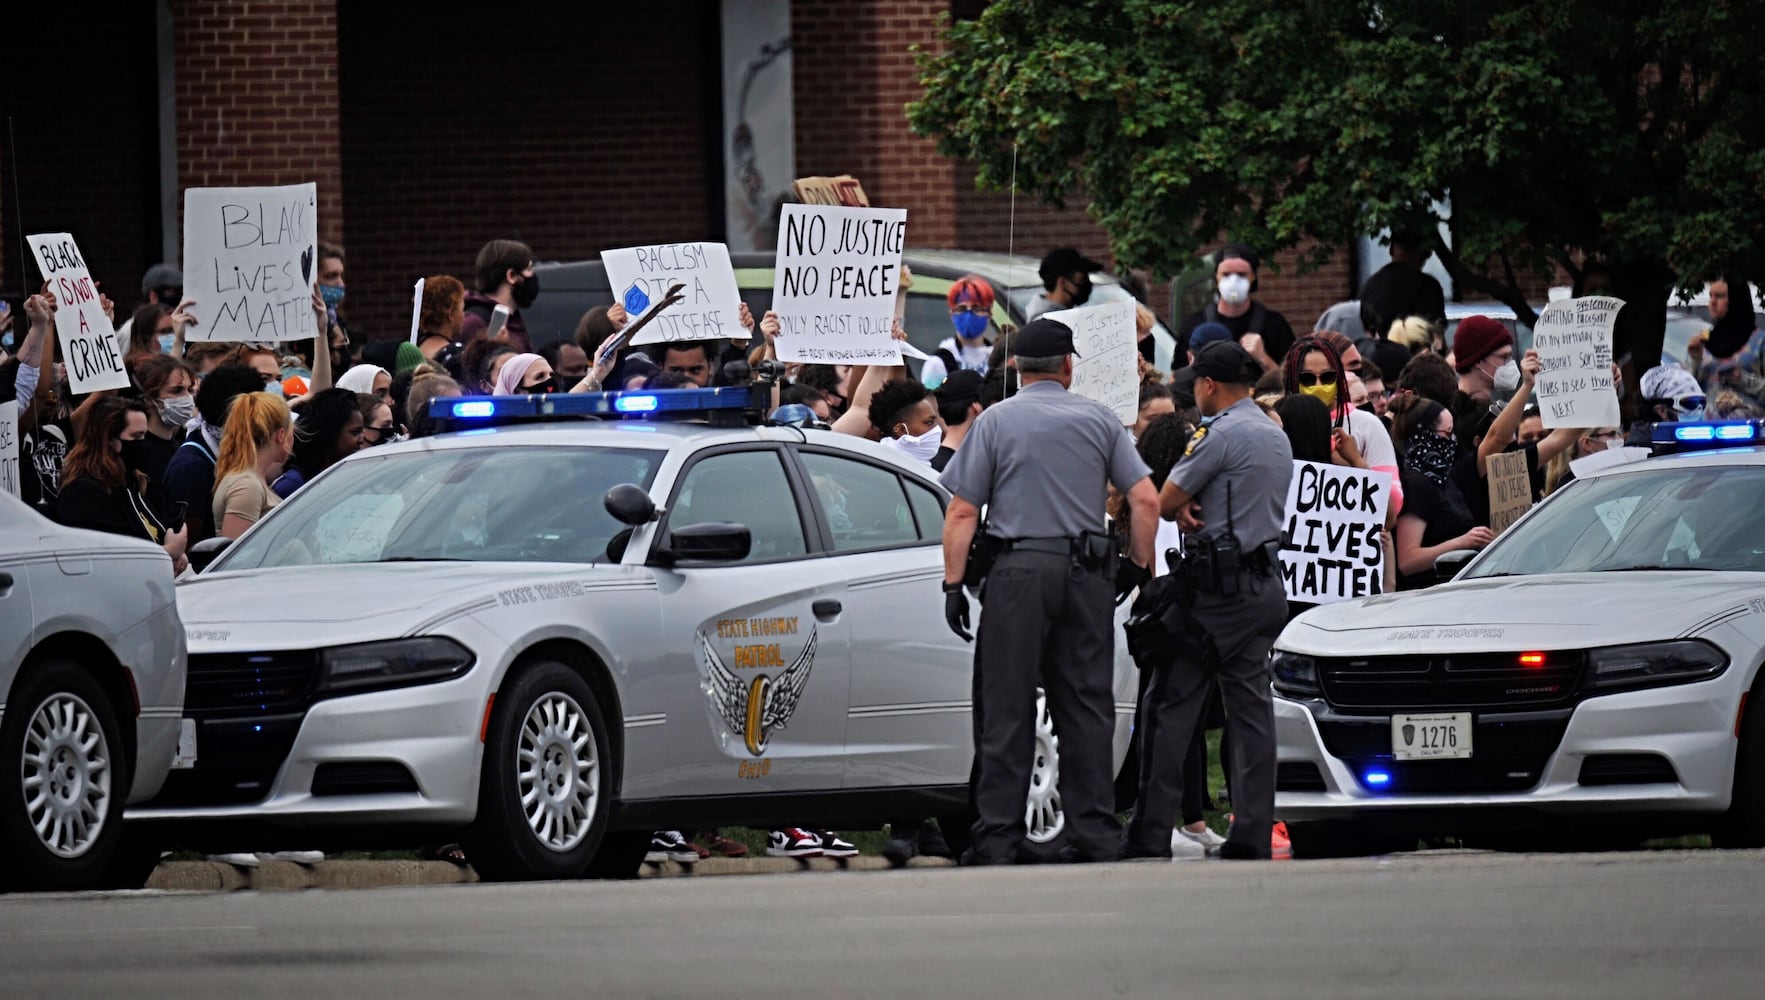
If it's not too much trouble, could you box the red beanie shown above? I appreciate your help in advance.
[1452,315,1513,373]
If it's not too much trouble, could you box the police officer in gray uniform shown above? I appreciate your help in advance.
[940,318,1161,864]
[1126,340,1294,860]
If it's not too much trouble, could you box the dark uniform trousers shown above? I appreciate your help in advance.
[1127,567,1288,858]
[971,549,1120,862]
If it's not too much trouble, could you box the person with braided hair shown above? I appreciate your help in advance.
[1281,337,1403,515]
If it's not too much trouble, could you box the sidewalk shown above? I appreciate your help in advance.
[145,854,957,892]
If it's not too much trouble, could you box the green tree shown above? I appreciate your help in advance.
[908,0,1765,367]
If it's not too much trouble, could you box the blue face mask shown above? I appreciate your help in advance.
[951,310,989,340]
[158,333,176,353]
[319,284,346,310]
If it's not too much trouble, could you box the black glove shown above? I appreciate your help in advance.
[1115,556,1151,604]
[943,582,973,642]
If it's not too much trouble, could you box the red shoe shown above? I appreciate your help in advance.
[1272,821,1293,860]
[704,834,749,858]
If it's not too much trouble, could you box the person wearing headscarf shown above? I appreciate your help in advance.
[335,363,391,403]
[491,353,555,395]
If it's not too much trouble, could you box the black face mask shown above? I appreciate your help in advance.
[512,273,540,310]
[1069,276,1092,307]
[522,376,557,395]
[119,439,149,476]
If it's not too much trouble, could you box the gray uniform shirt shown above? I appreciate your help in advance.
[1168,396,1293,549]
[941,380,1151,538]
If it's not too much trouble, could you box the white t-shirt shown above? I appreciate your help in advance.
[920,336,992,387]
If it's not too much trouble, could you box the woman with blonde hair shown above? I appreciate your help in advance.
[212,391,293,539]
[1388,316,1441,355]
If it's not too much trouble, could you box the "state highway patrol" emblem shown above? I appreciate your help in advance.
[698,628,817,756]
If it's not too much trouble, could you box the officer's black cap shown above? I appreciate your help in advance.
[1189,340,1259,384]
[1009,318,1082,358]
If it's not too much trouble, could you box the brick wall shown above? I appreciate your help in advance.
[792,0,957,245]
[1261,241,1356,332]
[0,2,159,309]
[174,0,345,259]
[337,0,716,340]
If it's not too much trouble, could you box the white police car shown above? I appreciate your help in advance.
[129,388,1138,879]
[1272,421,1765,853]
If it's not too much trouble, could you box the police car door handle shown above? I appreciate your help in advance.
[812,599,842,621]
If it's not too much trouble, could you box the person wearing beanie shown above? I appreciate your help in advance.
[1177,243,1295,374]
[1449,314,1514,450]
[394,341,427,378]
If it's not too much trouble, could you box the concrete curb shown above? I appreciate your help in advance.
[146,855,955,892]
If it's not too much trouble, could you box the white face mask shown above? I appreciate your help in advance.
[1218,274,1252,305]
[1492,360,1522,396]
[159,395,196,426]
[882,425,944,464]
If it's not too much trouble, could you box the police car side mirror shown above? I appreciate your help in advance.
[604,484,659,526]
[1434,549,1475,581]
[662,522,752,564]
[188,536,233,574]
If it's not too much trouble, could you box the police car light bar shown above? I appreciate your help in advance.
[432,387,757,426]
[1649,420,1762,453]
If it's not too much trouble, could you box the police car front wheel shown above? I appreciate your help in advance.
[468,660,614,881]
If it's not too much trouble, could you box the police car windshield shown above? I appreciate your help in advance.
[1465,464,1765,578]
[216,445,663,570]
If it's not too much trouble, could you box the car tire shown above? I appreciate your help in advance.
[583,830,649,880]
[93,826,168,890]
[0,659,131,891]
[1286,820,1415,859]
[1714,678,1765,849]
[466,661,613,881]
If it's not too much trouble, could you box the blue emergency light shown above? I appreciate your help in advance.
[1649,420,1762,453]
[433,387,758,426]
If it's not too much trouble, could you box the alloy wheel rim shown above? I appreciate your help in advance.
[21,693,112,859]
[1025,688,1065,844]
[516,692,598,853]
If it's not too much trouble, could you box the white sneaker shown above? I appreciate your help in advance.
[1176,825,1227,854]
[767,828,823,858]
[208,853,261,868]
[815,830,859,858]
[645,830,698,864]
[1168,830,1206,860]
[266,850,325,865]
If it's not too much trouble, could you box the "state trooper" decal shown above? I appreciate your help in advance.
[698,628,817,756]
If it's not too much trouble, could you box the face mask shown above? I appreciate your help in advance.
[1405,433,1457,487]
[1068,278,1092,307]
[1606,436,1626,452]
[951,310,989,340]
[881,425,944,464]
[512,273,540,310]
[1218,274,1252,305]
[523,376,557,395]
[159,395,196,426]
[158,333,177,353]
[1299,382,1339,409]
[119,439,148,473]
[1492,360,1521,396]
[319,283,346,311]
[263,380,285,399]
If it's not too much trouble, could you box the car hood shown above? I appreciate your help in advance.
[177,561,631,650]
[1279,571,1765,655]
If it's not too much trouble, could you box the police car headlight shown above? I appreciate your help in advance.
[1586,640,1727,693]
[319,637,476,695]
[1270,650,1321,698]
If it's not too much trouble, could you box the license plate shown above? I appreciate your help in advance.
[1391,713,1472,761]
[171,719,198,770]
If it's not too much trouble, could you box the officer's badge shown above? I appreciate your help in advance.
[1184,426,1207,458]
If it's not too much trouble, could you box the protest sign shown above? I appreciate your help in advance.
[604,242,747,345]
[1043,300,1138,424]
[28,233,129,393]
[0,400,19,498]
[771,204,907,364]
[792,175,869,207]
[1280,460,1391,605]
[182,183,319,342]
[408,278,425,344]
[1487,449,1533,533]
[1533,295,1623,429]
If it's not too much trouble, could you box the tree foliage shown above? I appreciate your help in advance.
[908,0,1765,364]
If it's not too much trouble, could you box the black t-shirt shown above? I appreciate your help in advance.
[132,430,181,518]
[1359,262,1446,338]
[20,418,71,510]
[1451,443,1546,528]
[1397,468,1475,590]
[51,477,163,543]
[1177,303,1295,369]
[1451,390,1489,454]
[931,446,955,473]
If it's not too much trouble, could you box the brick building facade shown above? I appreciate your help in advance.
[1,0,1357,348]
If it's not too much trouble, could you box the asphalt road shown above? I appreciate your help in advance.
[3,850,1761,999]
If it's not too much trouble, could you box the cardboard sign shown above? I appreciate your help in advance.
[408,278,426,344]
[1533,295,1623,429]
[771,204,907,364]
[1486,449,1532,533]
[792,175,869,207]
[1043,300,1138,424]
[0,400,19,499]
[27,233,129,393]
[182,183,319,342]
[1280,460,1391,605]
[604,242,747,345]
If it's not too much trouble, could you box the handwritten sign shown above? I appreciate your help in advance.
[1280,460,1390,605]
[604,242,746,345]
[1533,295,1623,429]
[182,183,319,342]
[408,278,425,344]
[0,400,19,498]
[792,175,869,207]
[1043,300,1138,424]
[771,204,907,364]
[28,233,129,393]
[1487,449,1532,534]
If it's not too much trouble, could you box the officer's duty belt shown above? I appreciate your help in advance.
[1000,536,1080,556]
